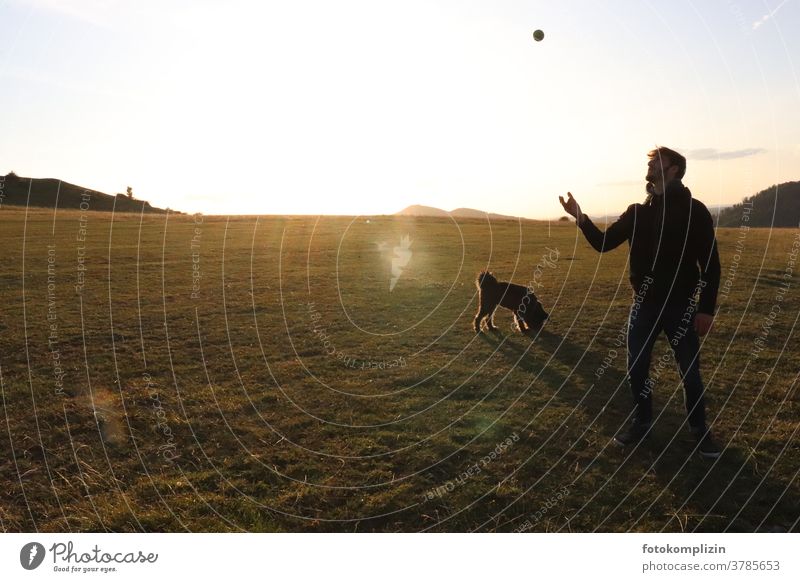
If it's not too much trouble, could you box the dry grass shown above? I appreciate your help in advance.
[1,205,798,532]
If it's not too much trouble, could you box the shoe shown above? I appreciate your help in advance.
[613,422,651,447]
[691,427,721,459]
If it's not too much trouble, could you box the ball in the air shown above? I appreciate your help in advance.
[533,29,544,42]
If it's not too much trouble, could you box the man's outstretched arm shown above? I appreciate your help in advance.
[559,192,632,252]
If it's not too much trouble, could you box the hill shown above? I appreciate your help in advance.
[716,181,800,227]
[396,204,522,221]
[396,204,450,217]
[0,172,169,213]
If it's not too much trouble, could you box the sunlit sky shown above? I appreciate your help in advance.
[1,0,799,217]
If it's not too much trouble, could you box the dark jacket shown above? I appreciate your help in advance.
[577,180,721,314]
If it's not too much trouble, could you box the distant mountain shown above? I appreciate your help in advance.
[396,204,450,217]
[716,181,800,227]
[0,173,170,213]
[396,204,522,221]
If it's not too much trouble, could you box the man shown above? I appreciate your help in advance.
[559,147,722,458]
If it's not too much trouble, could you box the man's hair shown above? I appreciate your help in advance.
[648,146,687,181]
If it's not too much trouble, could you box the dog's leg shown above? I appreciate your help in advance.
[487,307,499,331]
[474,306,488,333]
[514,313,527,334]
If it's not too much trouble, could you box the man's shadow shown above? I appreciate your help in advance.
[477,326,798,532]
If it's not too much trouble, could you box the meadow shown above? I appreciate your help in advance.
[0,205,798,532]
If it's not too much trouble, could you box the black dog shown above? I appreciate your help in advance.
[474,271,548,333]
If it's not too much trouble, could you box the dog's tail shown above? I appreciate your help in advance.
[476,271,498,291]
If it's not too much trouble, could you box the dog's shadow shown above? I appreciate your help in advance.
[475,327,799,532]
[475,324,626,445]
[476,325,610,402]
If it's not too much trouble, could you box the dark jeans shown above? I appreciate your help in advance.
[627,299,707,430]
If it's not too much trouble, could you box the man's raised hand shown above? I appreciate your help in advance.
[558,192,582,220]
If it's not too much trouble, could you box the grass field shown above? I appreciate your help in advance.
[1,204,798,532]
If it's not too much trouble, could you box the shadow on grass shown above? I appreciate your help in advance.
[477,326,629,438]
[616,433,800,532]
[476,327,799,532]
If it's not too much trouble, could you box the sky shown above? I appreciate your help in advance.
[1,0,799,218]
